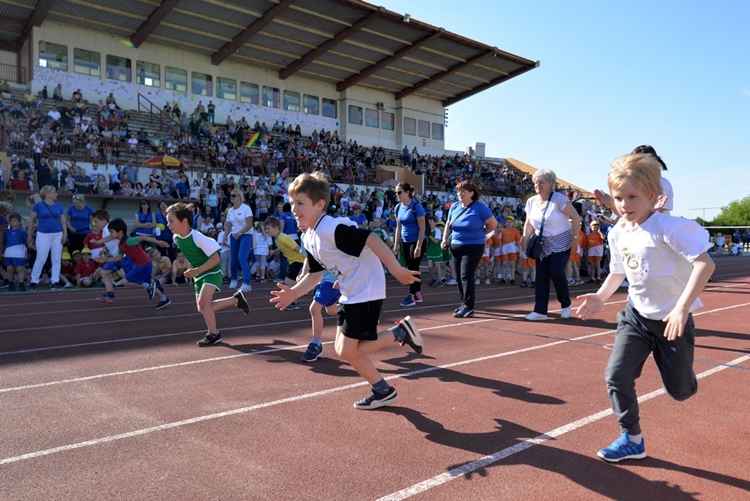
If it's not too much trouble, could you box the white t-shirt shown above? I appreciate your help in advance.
[660,176,674,213]
[225,203,254,236]
[254,233,272,256]
[608,211,711,320]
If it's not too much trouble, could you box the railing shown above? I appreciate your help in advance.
[136,93,182,138]
[0,63,26,85]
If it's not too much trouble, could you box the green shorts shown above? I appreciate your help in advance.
[194,270,224,295]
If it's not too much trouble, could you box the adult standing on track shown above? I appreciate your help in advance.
[522,169,580,321]
[224,190,254,293]
[27,185,67,290]
[440,181,497,318]
[66,194,94,252]
[392,182,426,307]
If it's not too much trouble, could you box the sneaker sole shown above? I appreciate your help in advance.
[399,315,423,354]
[233,290,250,315]
[154,300,171,310]
[454,310,475,318]
[301,353,322,362]
[96,298,115,304]
[198,340,222,347]
[597,450,647,463]
[353,391,399,410]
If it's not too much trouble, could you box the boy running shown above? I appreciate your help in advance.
[166,203,249,347]
[577,153,714,462]
[271,172,423,410]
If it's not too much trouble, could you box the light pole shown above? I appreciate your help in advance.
[690,207,721,225]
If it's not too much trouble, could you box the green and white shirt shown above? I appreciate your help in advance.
[173,230,222,280]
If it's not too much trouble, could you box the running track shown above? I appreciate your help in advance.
[1,258,748,500]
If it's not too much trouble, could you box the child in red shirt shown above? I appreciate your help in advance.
[75,247,99,287]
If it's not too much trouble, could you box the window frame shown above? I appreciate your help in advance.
[217,77,237,101]
[165,66,187,92]
[191,72,213,97]
[240,82,259,105]
[38,41,68,71]
[106,54,132,82]
[136,60,160,87]
[73,48,100,76]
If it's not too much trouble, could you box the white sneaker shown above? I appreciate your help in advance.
[484,278,491,285]
[446,279,457,286]
[240,283,253,293]
[525,312,548,321]
[561,307,572,319]
[64,282,74,289]
[475,279,480,285]
[229,279,237,289]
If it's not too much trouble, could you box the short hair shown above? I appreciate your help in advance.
[166,202,192,223]
[532,169,557,185]
[631,145,667,171]
[92,209,110,222]
[107,217,128,234]
[7,212,21,222]
[264,216,281,229]
[287,172,329,208]
[608,154,663,199]
[39,185,57,200]
[455,181,480,201]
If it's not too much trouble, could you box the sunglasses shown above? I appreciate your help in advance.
[230,194,239,198]
[72,195,82,200]
[395,191,404,195]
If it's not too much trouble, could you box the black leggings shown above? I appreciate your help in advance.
[400,240,424,295]
[451,243,484,310]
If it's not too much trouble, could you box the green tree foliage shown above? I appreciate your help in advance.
[711,196,750,226]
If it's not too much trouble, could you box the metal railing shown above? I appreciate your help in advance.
[0,63,26,85]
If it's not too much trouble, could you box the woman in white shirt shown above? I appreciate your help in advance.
[224,190,254,292]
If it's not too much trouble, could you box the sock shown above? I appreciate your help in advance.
[142,283,149,289]
[390,324,405,343]
[372,379,391,394]
[311,337,322,347]
[627,433,643,443]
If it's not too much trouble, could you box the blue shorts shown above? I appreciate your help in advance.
[314,281,341,308]
[124,261,153,286]
[5,257,26,267]
[103,256,135,274]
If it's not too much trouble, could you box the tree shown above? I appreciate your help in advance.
[711,196,750,226]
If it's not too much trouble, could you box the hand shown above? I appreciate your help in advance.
[392,245,399,256]
[413,246,422,259]
[270,282,296,311]
[332,280,340,290]
[662,306,689,341]
[441,240,449,250]
[576,293,603,320]
[655,194,669,211]
[61,235,67,244]
[391,267,421,286]
[184,268,197,279]
[232,233,240,239]
[156,240,170,248]
[593,189,612,208]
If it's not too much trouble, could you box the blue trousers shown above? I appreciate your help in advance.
[230,234,254,285]
[606,304,698,435]
[533,249,571,315]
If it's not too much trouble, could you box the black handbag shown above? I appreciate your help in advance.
[526,197,551,261]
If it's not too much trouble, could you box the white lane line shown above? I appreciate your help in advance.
[376,352,750,501]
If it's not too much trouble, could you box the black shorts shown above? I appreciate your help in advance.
[286,261,303,281]
[337,300,383,341]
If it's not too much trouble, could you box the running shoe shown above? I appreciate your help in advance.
[154,297,171,309]
[301,342,323,362]
[394,315,423,355]
[353,386,398,410]
[597,433,646,463]
[233,290,250,315]
[198,332,222,347]
[97,294,115,304]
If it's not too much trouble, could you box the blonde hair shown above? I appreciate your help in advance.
[287,172,329,208]
[608,153,663,199]
[532,169,557,185]
[39,185,57,200]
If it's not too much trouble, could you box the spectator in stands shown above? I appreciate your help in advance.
[522,169,580,321]
[74,167,93,194]
[9,170,30,191]
[27,185,67,290]
[52,83,63,103]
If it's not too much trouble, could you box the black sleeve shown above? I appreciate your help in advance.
[334,224,371,257]
[306,252,325,273]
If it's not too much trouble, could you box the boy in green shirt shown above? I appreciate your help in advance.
[166,203,249,347]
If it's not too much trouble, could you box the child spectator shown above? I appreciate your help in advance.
[171,251,190,286]
[270,172,423,410]
[576,153,714,463]
[518,247,536,288]
[149,248,172,286]
[498,217,521,285]
[94,218,171,309]
[425,216,445,287]
[478,228,500,285]
[75,247,98,287]
[586,220,604,283]
[566,220,587,286]
[253,221,272,282]
[3,213,28,291]
[166,203,249,346]
[265,216,305,310]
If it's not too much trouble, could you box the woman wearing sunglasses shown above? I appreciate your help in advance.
[224,190,254,293]
[392,182,426,307]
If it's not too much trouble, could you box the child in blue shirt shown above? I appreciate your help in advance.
[3,213,28,291]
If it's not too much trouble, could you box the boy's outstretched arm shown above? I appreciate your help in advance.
[366,232,420,285]
[662,253,715,340]
[576,272,625,321]
[137,235,170,248]
[270,269,321,310]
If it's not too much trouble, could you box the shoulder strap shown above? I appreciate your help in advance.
[448,202,474,230]
[538,195,552,237]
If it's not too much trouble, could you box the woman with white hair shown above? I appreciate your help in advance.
[27,185,67,290]
[522,169,581,321]
[223,189,254,293]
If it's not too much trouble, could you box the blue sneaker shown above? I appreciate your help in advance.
[400,295,415,307]
[147,281,156,300]
[154,297,171,310]
[286,301,300,310]
[597,433,646,463]
[301,342,323,362]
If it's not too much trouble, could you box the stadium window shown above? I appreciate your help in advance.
[365,109,379,128]
[418,120,430,138]
[165,67,187,92]
[263,86,280,108]
[106,55,131,82]
[322,98,337,119]
[73,48,100,77]
[381,112,394,131]
[404,117,416,136]
[303,94,319,115]
[39,41,67,71]
[432,122,444,141]
[217,77,236,100]
[348,105,363,125]
[136,61,160,87]
[283,90,300,112]
[191,72,212,96]
[240,82,259,105]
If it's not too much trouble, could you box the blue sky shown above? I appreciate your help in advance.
[376,0,750,220]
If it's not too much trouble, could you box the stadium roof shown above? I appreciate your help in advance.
[0,0,539,107]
